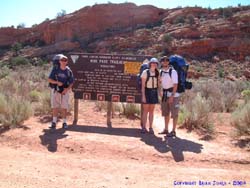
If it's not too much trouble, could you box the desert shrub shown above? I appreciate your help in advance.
[186,14,195,25]
[220,81,239,112]
[218,66,225,78]
[194,80,239,112]
[29,90,41,102]
[231,102,250,136]
[121,103,140,118]
[0,95,33,127]
[10,57,30,67]
[0,66,10,79]
[0,93,7,114]
[181,93,214,135]
[11,42,22,56]
[95,101,108,112]
[0,64,50,119]
[193,80,224,112]
[0,76,19,97]
[241,90,250,102]
[33,91,51,115]
[173,16,185,24]
[163,34,173,44]
[223,8,233,18]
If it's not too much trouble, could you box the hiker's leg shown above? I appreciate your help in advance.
[164,115,170,131]
[148,104,155,129]
[142,104,150,129]
[52,108,59,122]
[171,97,180,132]
[61,108,67,122]
[161,101,170,131]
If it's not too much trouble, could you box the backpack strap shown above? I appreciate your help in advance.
[145,69,150,87]
[169,67,172,78]
[65,66,73,86]
[146,69,158,88]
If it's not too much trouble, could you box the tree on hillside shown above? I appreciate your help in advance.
[17,23,25,29]
[56,9,66,18]
[187,14,195,25]
[11,42,22,56]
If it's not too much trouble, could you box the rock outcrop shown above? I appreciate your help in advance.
[0,3,165,48]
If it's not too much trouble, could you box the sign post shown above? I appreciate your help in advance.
[68,53,151,126]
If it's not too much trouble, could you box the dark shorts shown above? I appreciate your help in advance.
[161,97,180,118]
[144,88,159,104]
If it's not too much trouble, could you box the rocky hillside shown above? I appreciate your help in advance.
[0,3,250,66]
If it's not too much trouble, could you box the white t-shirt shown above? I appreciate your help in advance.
[141,69,158,89]
[160,68,180,97]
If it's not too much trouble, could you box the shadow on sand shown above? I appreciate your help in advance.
[40,124,203,161]
[39,128,68,152]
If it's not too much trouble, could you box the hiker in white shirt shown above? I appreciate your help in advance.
[159,56,180,137]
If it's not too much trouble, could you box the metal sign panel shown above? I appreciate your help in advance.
[68,53,151,103]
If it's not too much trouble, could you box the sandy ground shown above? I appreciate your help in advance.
[0,101,250,188]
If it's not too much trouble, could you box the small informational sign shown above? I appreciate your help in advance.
[68,53,151,103]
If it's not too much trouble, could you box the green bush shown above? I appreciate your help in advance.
[122,103,140,118]
[29,90,41,102]
[241,90,250,102]
[0,66,10,79]
[10,57,30,67]
[193,80,239,112]
[181,93,214,135]
[231,102,250,136]
[187,14,195,25]
[11,42,22,56]
[163,34,173,44]
[34,91,51,115]
[0,95,33,127]
[173,16,185,24]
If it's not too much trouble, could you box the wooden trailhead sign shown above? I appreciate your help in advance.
[68,53,151,103]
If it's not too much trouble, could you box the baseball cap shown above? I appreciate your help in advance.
[149,57,159,63]
[160,56,169,62]
[53,54,68,61]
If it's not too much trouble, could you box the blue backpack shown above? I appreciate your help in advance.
[168,55,192,93]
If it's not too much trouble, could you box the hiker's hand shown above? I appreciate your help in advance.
[160,90,163,97]
[142,96,146,103]
[57,81,63,86]
[168,96,174,104]
[61,88,68,95]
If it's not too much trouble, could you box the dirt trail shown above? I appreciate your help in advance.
[0,101,249,188]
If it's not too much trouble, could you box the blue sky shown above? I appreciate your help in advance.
[0,0,249,27]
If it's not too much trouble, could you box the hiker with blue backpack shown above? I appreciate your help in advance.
[48,54,74,129]
[159,55,192,137]
[140,57,160,134]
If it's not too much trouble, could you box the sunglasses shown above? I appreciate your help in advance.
[60,59,68,62]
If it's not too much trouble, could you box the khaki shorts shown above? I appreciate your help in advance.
[161,97,180,118]
[51,89,70,110]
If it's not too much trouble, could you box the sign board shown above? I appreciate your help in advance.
[68,53,151,103]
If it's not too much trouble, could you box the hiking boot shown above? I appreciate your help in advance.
[49,122,56,129]
[167,131,176,137]
[62,122,68,129]
[141,127,147,134]
[149,128,154,134]
[159,129,168,135]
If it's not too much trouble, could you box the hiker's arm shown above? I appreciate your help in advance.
[169,83,177,104]
[172,83,178,96]
[141,77,146,103]
[158,75,162,97]
[48,78,63,86]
